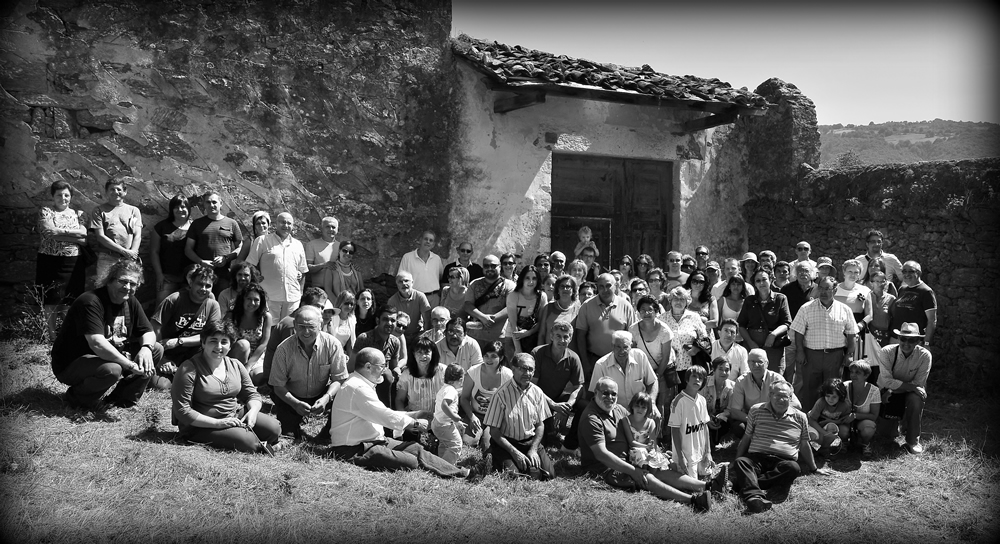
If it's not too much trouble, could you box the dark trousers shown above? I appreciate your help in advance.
[490,435,555,477]
[801,348,846,411]
[271,393,327,437]
[183,410,281,453]
[55,344,162,408]
[331,438,466,478]
[734,452,801,501]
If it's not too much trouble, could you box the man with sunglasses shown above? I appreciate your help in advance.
[398,230,445,307]
[791,241,818,280]
[441,241,483,284]
[464,255,516,349]
[875,322,932,454]
[889,261,937,347]
[694,246,711,271]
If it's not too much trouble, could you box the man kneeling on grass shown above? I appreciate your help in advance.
[733,380,830,515]
[579,377,722,512]
[329,348,478,480]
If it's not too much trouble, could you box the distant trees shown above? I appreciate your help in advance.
[835,150,865,168]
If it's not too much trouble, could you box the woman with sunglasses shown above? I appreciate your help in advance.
[325,290,358,364]
[499,253,518,281]
[629,278,650,310]
[323,240,364,303]
[618,254,635,294]
[685,270,718,333]
[646,267,667,302]
[539,275,579,343]
[635,254,655,283]
[441,266,470,321]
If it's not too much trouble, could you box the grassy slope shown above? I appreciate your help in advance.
[1,339,998,544]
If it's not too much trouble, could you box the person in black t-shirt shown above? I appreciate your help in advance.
[50,259,161,409]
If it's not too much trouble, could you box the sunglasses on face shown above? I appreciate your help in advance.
[458,248,472,254]
[341,248,354,254]
[696,251,708,256]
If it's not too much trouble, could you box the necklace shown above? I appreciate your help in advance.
[555,299,569,311]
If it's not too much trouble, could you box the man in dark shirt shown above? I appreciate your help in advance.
[184,191,243,295]
[51,259,160,409]
[889,261,937,345]
[441,241,484,283]
[351,306,403,409]
[531,321,584,448]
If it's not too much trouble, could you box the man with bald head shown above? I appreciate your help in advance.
[269,305,348,439]
[305,216,338,289]
[184,190,243,296]
[728,349,801,438]
[247,211,308,320]
[575,273,638,384]
[464,254,516,349]
[329,348,472,479]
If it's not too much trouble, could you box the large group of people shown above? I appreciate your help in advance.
[39,180,937,515]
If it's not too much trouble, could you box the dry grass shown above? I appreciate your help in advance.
[1,339,998,544]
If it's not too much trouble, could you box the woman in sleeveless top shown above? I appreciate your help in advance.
[836,259,874,361]
[717,276,747,343]
[460,341,512,450]
[504,265,546,358]
[227,283,272,387]
[685,270,718,335]
[326,290,357,363]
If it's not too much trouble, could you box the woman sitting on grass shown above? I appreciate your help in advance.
[227,283,272,387]
[171,320,281,454]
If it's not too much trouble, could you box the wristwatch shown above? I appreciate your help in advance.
[140,343,155,352]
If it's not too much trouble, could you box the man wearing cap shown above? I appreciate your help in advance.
[441,241,484,284]
[855,228,904,286]
[694,246,711,271]
[889,261,937,346]
[874,323,932,454]
[397,230,445,307]
[790,277,857,410]
[706,261,725,300]
[664,251,689,291]
[791,241,817,278]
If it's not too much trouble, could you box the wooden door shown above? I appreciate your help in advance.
[551,153,673,270]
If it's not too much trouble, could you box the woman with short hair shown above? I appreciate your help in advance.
[539,275,579,346]
[738,269,792,374]
[663,287,708,376]
[171,320,281,454]
[441,265,470,321]
[36,180,88,338]
[324,240,364,303]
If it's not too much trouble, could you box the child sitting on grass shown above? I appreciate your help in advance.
[808,378,852,454]
[626,391,670,470]
[431,364,466,464]
[669,366,714,479]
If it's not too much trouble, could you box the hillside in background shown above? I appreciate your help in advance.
[818,119,999,168]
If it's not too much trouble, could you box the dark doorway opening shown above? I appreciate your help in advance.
[551,153,675,271]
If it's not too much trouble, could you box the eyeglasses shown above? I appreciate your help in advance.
[483,263,499,269]
[695,251,709,256]
[115,278,139,288]
[449,274,463,279]
[899,337,921,344]
[690,279,705,284]
[341,249,354,255]
[343,302,356,307]
[501,261,514,266]
[648,277,662,283]
[796,247,809,251]
[458,248,472,254]
[902,269,918,274]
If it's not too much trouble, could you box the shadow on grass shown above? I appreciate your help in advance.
[126,428,181,444]
[1,386,70,418]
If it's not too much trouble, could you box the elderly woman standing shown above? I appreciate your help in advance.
[324,240,364,303]
[150,195,193,305]
[629,294,675,425]
[88,177,143,290]
[738,269,792,374]
[539,275,579,345]
[662,287,708,377]
[836,259,874,361]
[36,180,88,338]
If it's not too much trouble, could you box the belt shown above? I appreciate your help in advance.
[806,347,845,353]
[425,289,441,296]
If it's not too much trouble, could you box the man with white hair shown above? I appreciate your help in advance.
[387,271,431,344]
[398,230,445,307]
[589,331,658,413]
[304,216,339,289]
[419,306,451,343]
[549,251,567,277]
[729,349,801,437]
[246,212,308,320]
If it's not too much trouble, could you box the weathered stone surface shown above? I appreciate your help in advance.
[1,0,456,315]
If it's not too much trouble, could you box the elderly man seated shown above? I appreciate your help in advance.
[728,349,801,437]
[733,380,827,514]
[578,377,722,512]
[484,353,554,479]
[329,348,476,480]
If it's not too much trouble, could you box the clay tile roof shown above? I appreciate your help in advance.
[452,35,770,110]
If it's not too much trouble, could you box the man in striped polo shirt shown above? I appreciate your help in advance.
[483,353,554,479]
[734,381,826,514]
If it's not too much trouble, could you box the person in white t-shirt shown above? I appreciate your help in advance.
[668,365,714,479]
[431,364,466,464]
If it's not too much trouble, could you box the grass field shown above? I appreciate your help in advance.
[1,338,998,543]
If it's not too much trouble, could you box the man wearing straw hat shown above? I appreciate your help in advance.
[874,322,932,454]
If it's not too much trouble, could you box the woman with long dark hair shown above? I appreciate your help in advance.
[684,269,718,333]
[228,283,272,386]
[150,194,193,305]
[324,240,364,303]
[504,264,546,358]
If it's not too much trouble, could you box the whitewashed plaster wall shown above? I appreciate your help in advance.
[448,62,748,265]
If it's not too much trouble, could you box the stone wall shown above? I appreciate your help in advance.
[746,158,1000,391]
[0,0,455,315]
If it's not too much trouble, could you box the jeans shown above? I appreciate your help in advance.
[332,438,466,478]
[55,344,162,408]
[734,452,801,501]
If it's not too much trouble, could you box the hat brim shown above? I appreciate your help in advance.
[893,329,924,338]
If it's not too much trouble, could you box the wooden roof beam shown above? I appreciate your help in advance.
[494,91,546,114]
[679,110,740,133]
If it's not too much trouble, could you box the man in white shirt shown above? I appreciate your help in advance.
[436,317,484,370]
[246,212,308,320]
[397,230,445,307]
[712,258,740,300]
[329,347,473,479]
[855,228,904,286]
[710,319,749,381]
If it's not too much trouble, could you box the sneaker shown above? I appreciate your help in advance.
[906,441,924,454]
[744,496,772,515]
[709,463,730,496]
[767,484,791,504]
[861,443,873,459]
[690,490,711,513]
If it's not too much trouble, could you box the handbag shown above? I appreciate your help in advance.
[638,324,681,387]
[753,299,792,348]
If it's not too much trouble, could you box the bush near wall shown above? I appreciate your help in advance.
[746,157,1000,393]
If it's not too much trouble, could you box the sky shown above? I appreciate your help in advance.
[451,0,999,126]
